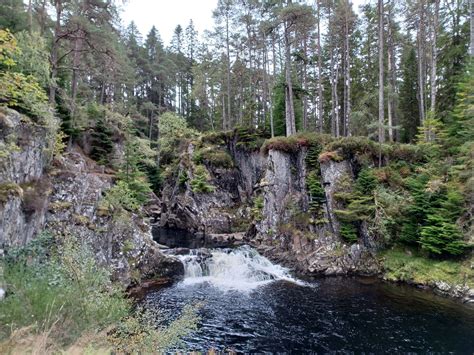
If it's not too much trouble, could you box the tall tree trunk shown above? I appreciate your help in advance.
[239,71,243,124]
[471,0,474,57]
[222,93,226,129]
[330,46,336,136]
[344,2,351,136]
[28,0,33,32]
[284,22,296,136]
[302,38,308,131]
[387,1,394,142]
[270,33,277,137]
[245,17,255,126]
[430,0,440,113]
[262,33,268,130]
[378,0,385,147]
[334,59,340,138]
[225,11,232,130]
[329,5,336,136]
[417,0,426,128]
[316,0,323,133]
[70,29,84,121]
[49,0,62,104]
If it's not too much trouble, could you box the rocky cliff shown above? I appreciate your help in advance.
[158,133,380,276]
[0,108,51,246]
[0,108,182,289]
[156,131,473,302]
[254,148,379,275]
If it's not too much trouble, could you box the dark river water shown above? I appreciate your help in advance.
[144,244,474,353]
[148,230,474,354]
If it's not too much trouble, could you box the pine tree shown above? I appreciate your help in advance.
[399,44,420,143]
[90,116,114,165]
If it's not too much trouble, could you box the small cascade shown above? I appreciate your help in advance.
[175,245,302,291]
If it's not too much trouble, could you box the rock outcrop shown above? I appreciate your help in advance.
[46,151,183,286]
[160,144,264,234]
[0,108,183,288]
[0,108,52,246]
[157,136,380,277]
[253,149,379,275]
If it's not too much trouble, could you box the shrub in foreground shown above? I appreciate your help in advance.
[0,233,198,353]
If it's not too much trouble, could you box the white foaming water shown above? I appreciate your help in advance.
[176,245,303,292]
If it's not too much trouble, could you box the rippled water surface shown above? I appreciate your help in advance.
[144,245,474,353]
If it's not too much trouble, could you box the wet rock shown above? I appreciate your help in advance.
[207,232,245,247]
[164,247,191,255]
[430,281,474,303]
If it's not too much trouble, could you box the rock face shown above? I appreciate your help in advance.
[159,140,269,237]
[0,109,183,288]
[158,138,380,276]
[46,151,183,286]
[253,149,380,276]
[0,108,51,246]
[258,149,308,234]
[0,108,51,184]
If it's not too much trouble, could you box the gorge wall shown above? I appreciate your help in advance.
[0,108,182,288]
[159,132,381,276]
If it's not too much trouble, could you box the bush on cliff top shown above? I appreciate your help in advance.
[234,126,270,151]
[193,147,234,169]
[261,132,332,155]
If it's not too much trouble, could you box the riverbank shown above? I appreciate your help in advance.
[380,248,474,303]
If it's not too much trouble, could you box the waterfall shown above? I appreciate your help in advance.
[175,245,302,291]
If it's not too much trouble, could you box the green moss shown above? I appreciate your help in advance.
[201,130,231,145]
[382,248,474,288]
[318,150,343,163]
[262,133,329,155]
[0,139,20,159]
[121,240,135,254]
[0,182,22,203]
[72,214,90,226]
[193,147,233,169]
[250,195,264,221]
[324,136,428,166]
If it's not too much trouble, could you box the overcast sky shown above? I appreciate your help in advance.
[121,0,367,46]
[121,0,218,45]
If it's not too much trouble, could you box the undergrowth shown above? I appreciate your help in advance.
[0,233,198,353]
[382,248,473,288]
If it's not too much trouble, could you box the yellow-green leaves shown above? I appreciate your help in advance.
[0,29,19,69]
